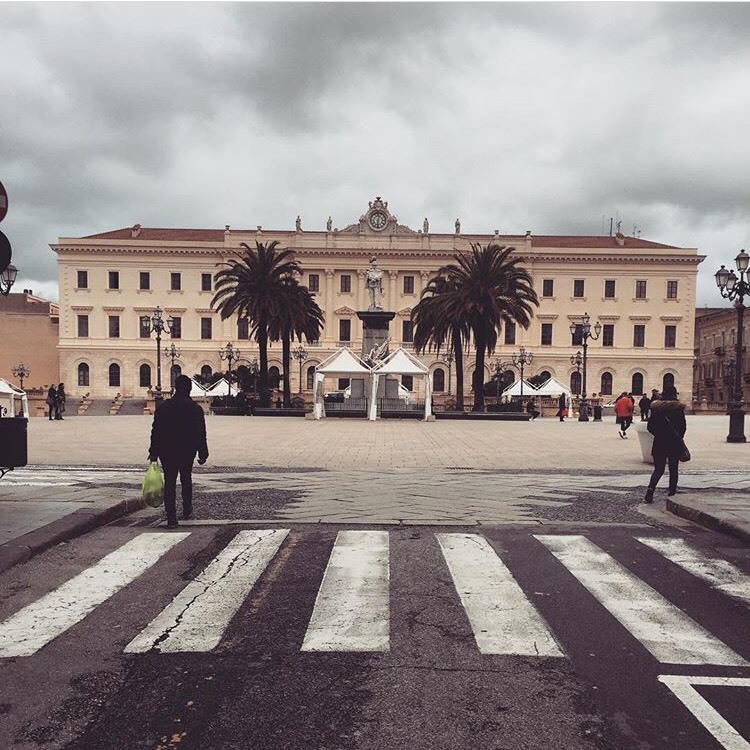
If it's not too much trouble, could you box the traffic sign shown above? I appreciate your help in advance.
[0,230,11,274]
[0,181,7,223]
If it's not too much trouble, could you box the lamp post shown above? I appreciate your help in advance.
[163,343,181,393]
[140,307,174,401]
[248,356,259,399]
[569,312,602,422]
[511,347,533,403]
[446,349,454,397]
[11,362,30,390]
[490,359,507,404]
[219,342,240,407]
[715,249,749,443]
[570,351,583,396]
[0,264,18,296]
[293,344,307,394]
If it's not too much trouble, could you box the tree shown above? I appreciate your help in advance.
[211,241,300,407]
[411,275,470,411]
[433,243,539,412]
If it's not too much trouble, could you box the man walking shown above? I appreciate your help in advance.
[148,374,209,528]
[638,393,651,421]
[614,391,634,438]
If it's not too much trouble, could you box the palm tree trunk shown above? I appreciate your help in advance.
[473,335,486,411]
[282,333,292,407]
[258,313,270,407]
[453,330,465,412]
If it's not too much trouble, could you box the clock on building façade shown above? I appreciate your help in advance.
[368,210,388,231]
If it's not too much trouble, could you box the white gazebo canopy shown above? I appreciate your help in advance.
[0,378,29,418]
[313,347,373,419]
[205,378,239,397]
[371,347,432,421]
[188,377,208,398]
[502,379,538,398]
[533,377,571,397]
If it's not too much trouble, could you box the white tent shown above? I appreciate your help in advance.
[533,376,573,409]
[188,377,208,398]
[0,378,29,418]
[371,347,432,421]
[205,378,239,397]
[502,379,538,399]
[313,347,372,419]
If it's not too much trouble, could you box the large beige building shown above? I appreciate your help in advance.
[52,197,703,402]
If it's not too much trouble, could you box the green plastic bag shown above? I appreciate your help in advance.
[141,461,165,508]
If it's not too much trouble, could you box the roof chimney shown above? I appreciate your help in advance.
[131,223,142,239]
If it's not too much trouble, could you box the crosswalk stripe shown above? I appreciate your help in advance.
[535,535,747,666]
[437,533,563,657]
[636,537,750,609]
[301,530,389,652]
[125,529,289,653]
[0,533,189,657]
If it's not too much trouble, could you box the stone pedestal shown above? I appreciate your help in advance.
[357,310,395,360]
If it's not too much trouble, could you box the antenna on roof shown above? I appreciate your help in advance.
[609,217,613,236]
[632,224,642,238]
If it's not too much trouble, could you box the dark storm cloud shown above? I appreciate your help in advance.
[2,2,749,305]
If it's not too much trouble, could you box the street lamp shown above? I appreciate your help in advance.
[715,249,749,443]
[293,344,307,394]
[140,307,175,401]
[445,349,454,397]
[570,351,583,395]
[510,347,533,403]
[219,342,240,407]
[247,356,259,399]
[0,264,18,296]
[11,362,30,390]
[569,312,602,422]
[490,359,507,404]
[163,343,181,392]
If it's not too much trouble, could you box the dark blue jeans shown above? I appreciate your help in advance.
[161,458,194,521]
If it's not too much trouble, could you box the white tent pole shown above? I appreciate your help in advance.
[424,373,432,420]
[369,374,379,421]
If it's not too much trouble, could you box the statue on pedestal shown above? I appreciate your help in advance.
[423,218,429,234]
[365,256,384,311]
[295,215,302,231]
[326,216,333,231]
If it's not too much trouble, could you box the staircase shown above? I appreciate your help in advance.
[82,399,114,416]
[117,399,147,415]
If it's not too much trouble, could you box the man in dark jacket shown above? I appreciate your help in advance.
[644,385,686,503]
[638,393,651,421]
[148,375,209,528]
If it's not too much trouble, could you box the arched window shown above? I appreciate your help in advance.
[201,365,213,382]
[108,363,121,387]
[139,364,152,388]
[631,372,644,395]
[269,366,281,388]
[570,371,581,395]
[662,372,675,391]
[306,365,316,390]
[170,364,182,388]
[77,362,90,387]
[433,368,445,393]
[539,370,551,383]
[600,372,613,396]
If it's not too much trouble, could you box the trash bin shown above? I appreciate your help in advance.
[0,417,28,468]
[635,422,653,465]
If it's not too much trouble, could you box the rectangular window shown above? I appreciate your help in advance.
[541,323,553,346]
[633,324,645,348]
[108,271,119,290]
[77,314,89,338]
[77,270,88,289]
[571,323,583,346]
[402,375,414,391]
[602,324,614,347]
[170,272,181,291]
[635,280,647,299]
[667,280,678,299]
[308,273,319,293]
[665,325,677,348]
[402,320,413,343]
[200,317,212,340]
[338,378,350,390]
[139,271,150,290]
[573,279,585,298]
[339,319,351,341]
[403,275,415,294]
[340,274,351,293]
[542,279,554,297]
[170,316,182,339]
[504,320,516,345]
[237,317,249,340]
[604,280,616,298]
[139,316,151,338]
[108,315,120,338]
[201,273,212,292]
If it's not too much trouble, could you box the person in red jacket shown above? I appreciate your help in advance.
[614,391,634,439]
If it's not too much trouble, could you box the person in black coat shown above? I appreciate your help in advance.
[638,394,651,421]
[644,385,686,503]
[46,385,58,421]
[148,374,209,527]
[556,392,567,422]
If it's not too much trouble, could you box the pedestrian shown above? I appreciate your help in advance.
[46,384,58,421]
[525,398,540,420]
[638,393,651,421]
[614,391,634,438]
[55,383,66,420]
[556,392,567,422]
[148,374,209,528]
[644,385,687,502]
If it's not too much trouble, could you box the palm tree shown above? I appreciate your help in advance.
[211,241,300,406]
[267,278,325,407]
[441,243,539,411]
[411,276,470,411]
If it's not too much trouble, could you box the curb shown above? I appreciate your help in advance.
[667,498,750,545]
[0,497,145,574]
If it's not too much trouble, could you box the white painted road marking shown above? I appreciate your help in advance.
[125,529,289,653]
[536,535,747,666]
[0,533,189,657]
[437,533,563,657]
[659,675,750,750]
[301,530,389,652]
[637,537,750,609]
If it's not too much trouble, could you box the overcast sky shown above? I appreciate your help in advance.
[2,2,749,306]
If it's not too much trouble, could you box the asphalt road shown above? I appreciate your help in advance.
[0,485,749,749]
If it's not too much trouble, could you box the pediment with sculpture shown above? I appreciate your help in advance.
[339,196,418,236]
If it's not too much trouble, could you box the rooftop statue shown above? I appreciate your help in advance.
[365,256,384,311]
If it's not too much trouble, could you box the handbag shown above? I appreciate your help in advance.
[665,415,691,462]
